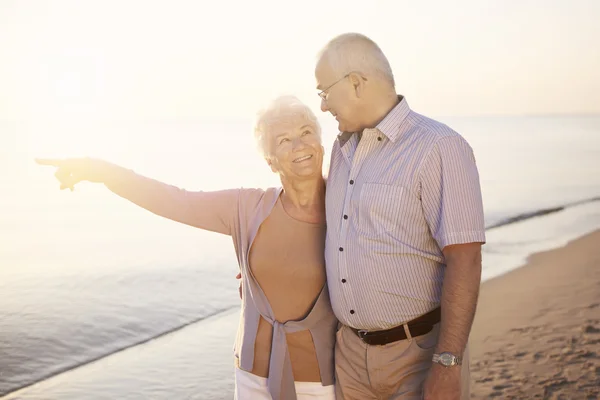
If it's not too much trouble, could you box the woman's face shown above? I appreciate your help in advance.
[267,116,323,181]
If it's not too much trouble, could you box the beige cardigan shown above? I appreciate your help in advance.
[104,166,337,400]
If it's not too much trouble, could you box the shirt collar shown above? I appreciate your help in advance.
[337,95,410,147]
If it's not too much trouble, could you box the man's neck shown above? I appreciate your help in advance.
[363,93,400,130]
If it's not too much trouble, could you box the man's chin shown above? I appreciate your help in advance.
[337,120,356,133]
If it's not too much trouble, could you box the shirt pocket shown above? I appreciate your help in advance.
[358,183,405,235]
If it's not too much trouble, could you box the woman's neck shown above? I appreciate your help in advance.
[280,176,326,224]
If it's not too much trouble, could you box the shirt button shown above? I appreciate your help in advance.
[377,137,382,141]
[343,215,348,220]
[349,179,354,185]
[350,310,355,314]
[339,247,344,252]
[341,279,347,283]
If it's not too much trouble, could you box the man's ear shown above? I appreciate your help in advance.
[348,72,366,97]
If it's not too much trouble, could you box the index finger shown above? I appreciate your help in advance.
[35,158,65,167]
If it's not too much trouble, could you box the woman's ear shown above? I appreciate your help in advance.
[266,157,278,173]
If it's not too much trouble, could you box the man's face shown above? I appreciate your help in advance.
[315,60,362,133]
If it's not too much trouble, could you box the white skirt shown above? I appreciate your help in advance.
[234,367,336,400]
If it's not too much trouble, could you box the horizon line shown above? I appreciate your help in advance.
[1,111,599,124]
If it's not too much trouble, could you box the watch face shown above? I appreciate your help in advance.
[439,353,454,366]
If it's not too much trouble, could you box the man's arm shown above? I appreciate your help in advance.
[418,134,485,355]
[418,134,486,399]
[436,242,482,356]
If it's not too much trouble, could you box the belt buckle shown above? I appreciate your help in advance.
[357,329,369,341]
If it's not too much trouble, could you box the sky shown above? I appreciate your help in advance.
[0,0,599,273]
[0,0,599,186]
[1,0,599,124]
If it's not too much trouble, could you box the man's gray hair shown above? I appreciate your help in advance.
[254,95,321,157]
[317,32,395,88]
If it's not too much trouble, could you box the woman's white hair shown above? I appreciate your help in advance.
[254,95,321,157]
[317,32,395,88]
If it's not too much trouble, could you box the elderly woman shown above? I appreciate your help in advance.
[36,96,337,400]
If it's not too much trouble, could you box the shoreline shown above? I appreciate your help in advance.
[2,230,599,399]
[469,229,600,399]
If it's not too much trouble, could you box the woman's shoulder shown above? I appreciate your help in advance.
[236,186,282,214]
[238,186,281,201]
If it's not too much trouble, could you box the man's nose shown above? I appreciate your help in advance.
[320,98,329,112]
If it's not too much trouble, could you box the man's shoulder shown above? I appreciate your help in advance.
[408,111,463,142]
[404,112,477,159]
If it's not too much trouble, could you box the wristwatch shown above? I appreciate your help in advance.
[432,352,462,367]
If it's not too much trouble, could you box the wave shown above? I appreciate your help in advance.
[1,305,240,398]
[485,196,600,231]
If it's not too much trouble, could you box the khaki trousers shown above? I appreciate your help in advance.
[334,323,470,399]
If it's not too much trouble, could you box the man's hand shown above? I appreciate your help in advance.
[236,272,242,299]
[422,363,462,400]
[36,157,114,191]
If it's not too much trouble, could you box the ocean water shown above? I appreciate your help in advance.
[1,114,599,399]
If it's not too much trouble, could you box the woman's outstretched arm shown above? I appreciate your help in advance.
[36,157,239,235]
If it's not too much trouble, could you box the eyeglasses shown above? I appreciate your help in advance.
[318,74,350,101]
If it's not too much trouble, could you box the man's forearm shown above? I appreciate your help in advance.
[435,243,482,356]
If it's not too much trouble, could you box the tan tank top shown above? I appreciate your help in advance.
[249,197,326,381]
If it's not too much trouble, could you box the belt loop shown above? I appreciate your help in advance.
[403,324,412,342]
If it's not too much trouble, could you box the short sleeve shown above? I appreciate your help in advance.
[419,136,486,249]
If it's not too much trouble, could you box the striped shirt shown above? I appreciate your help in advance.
[324,96,486,330]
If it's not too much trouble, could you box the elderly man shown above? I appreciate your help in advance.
[315,33,486,400]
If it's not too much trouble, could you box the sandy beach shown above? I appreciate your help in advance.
[470,230,600,399]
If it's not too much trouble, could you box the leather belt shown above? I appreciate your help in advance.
[350,307,441,346]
